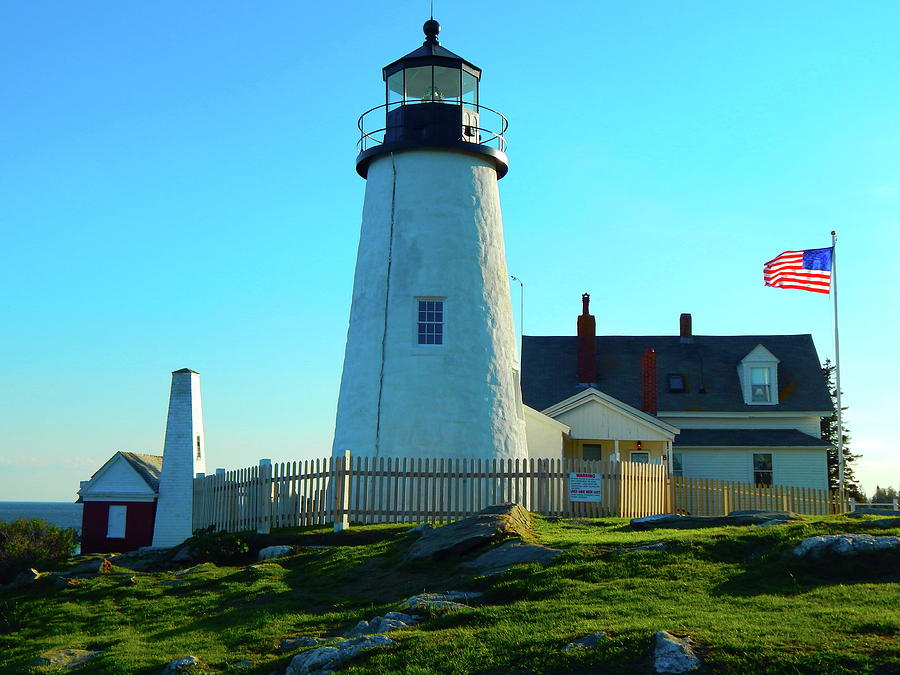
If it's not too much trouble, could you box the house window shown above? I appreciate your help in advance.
[416,299,444,345]
[753,453,773,486]
[583,444,602,461]
[667,374,686,393]
[196,435,202,459]
[672,452,683,477]
[750,367,771,402]
[630,452,650,463]
[107,505,127,539]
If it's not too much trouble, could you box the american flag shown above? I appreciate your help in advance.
[763,247,833,294]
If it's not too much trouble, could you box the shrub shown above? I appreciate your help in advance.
[183,526,252,565]
[0,518,78,584]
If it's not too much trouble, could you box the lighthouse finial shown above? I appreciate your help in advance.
[423,16,440,44]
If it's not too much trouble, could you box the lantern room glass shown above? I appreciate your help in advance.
[386,65,478,107]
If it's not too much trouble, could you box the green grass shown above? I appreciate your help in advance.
[1,517,898,673]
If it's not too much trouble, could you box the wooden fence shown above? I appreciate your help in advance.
[192,453,669,533]
[671,476,846,515]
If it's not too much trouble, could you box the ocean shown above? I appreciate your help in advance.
[0,502,83,532]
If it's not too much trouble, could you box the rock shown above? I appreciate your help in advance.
[653,631,700,673]
[793,534,900,558]
[399,591,482,614]
[462,540,561,574]
[631,512,801,530]
[284,635,395,675]
[613,541,673,554]
[343,612,419,638]
[281,637,328,652]
[126,576,138,585]
[258,545,294,561]
[33,648,104,668]
[67,557,117,575]
[751,519,788,528]
[174,563,215,577]
[10,568,41,588]
[562,632,607,651]
[404,503,533,562]
[406,523,434,536]
[161,655,200,673]
[232,660,253,668]
[248,563,285,573]
[862,518,900,529]
[171,546,196,562]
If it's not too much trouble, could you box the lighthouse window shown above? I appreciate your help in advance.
[417,300,444,345]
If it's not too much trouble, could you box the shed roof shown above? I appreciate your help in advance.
[521,334,831,414]
[117,452,163,492]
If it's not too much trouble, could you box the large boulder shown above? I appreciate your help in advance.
[33,648,103,668]
[793,534,900,559]
[462,540,561,575]
[343,612,419,638]
[9,568,41,589]
[631,511,801,530]
[399,590,482,614]
[404,503,533,562]
[653,631,700,673]
[258,545,294,561]
[284,635,394,675]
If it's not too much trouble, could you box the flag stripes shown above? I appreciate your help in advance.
[764,248,832,294]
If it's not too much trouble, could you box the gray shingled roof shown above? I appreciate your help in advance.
[119,452,163,492]
[674,429,830,448]
[521,334,831,414]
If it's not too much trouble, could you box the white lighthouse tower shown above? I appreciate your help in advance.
[332,19,526,462]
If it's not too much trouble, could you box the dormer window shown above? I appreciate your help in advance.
[667,374,686,393]
[738,344,780,405]
[750,367,771,402]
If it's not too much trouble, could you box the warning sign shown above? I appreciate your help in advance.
[569,472,602,502]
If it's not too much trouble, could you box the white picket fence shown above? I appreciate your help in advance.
[192,452,669,533]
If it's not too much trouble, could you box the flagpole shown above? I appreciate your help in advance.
[831,230,845,506]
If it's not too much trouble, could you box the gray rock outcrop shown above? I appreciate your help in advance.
[404,503,533,562]
[399,590,482,614]
[33,648,103,668]
[284,635,394,675]
[258,545,294,561]
[562,632,607,651]
[653,631,700,673]
[161,655,200,673]
[462,540,561,574]
[343,612,419,638]
[793,534,900,558]
[10,568,41,588]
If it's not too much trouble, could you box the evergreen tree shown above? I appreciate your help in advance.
[870,485,898,506]
[821,359,865,500]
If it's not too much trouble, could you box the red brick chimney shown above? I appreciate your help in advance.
[680,313,693,344]
[577,293,596,383]
[641,348,658,415]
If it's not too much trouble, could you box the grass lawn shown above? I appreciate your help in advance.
[1,515,898,673]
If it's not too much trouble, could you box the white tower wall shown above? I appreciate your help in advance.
[152,368,206,547]
[333,149,526,461]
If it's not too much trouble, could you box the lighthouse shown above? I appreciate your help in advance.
[332,19,526,462]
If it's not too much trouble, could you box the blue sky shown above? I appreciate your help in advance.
[2,1,898,501]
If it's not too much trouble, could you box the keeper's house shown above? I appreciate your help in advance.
[77,452,162,553]
[521,296,833,489]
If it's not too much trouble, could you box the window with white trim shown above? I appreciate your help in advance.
[750,367,771,402]
[671,452,684,477]
[630,452,649,463]
[753,453,773,486]
[739,344,780,405]
[416,299,444,345]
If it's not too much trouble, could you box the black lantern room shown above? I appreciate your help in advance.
[356,19,508,179]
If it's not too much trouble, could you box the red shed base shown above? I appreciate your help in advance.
[81,501,157,554]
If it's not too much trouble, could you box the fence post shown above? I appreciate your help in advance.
[849,497,856,513]
[894,498,899,511]
[722,489,730,516]
[257,459,272,534]
[333,450,351,532]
